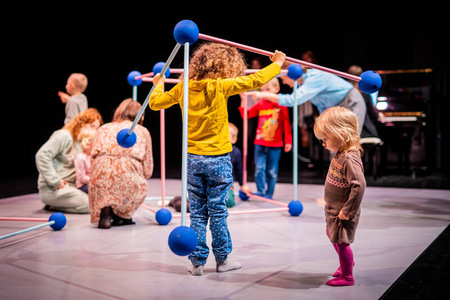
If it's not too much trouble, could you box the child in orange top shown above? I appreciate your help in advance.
[149,43,286,276]
[313,106,366,286]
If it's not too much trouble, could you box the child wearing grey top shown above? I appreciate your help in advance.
[58,73,88,124]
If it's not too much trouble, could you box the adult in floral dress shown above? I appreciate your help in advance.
[89,99,153,228]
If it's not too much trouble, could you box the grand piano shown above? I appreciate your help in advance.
[374,68,434,176]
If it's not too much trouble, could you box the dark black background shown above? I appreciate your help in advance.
[2,4,448,187]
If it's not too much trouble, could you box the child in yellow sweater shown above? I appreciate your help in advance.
[149,43,285,276]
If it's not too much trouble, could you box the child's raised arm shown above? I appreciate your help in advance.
[270,50,286,68]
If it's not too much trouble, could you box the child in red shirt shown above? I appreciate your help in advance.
[239,78,292,198]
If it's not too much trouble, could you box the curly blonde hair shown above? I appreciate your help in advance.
[63,108,103,141]
[185,43,247,81]
[313,106,363,155]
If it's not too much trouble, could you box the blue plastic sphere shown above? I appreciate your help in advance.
[155,208,172,225]
[127,71,143,87]
[49,212,67,230]
[358,70,382,94]
[288,200,303,216]
[173,20,199,45]
[152,62,171,78]
[117,128,137,148]
[168,226,198,256]
[238,190,250,201]
[287,64,303,80]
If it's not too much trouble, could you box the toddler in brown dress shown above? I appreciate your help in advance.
[313,106,366,286]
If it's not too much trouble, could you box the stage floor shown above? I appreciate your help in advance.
[1,179,449,299]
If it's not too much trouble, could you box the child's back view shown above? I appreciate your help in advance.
[149,43,286,276]
[58,73,88,124]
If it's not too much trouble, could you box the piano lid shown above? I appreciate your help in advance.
[374,68,433,113]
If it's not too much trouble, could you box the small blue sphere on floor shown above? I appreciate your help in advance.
[288,200,303,216]
[152,62,171,78]
[358,71,382,94]
[49,212,67,230]
[155,208,172,225]
[173,20,199,45]
[168,226,198,256]
[117,129,137,148]
[127,71,142,87]
[238,190,250,201]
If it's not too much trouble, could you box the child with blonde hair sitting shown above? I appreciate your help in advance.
[75,128,96,193]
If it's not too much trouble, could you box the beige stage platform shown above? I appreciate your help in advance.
[1,179,449,299]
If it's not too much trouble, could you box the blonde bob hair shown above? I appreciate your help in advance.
[313,106,363,155]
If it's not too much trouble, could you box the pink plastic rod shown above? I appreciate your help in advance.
[137,69,287,81]
[0,217,48,222]
[229,207,288,215]
[198,33,361,82]
[171,207,288,218]
[245,69,288,74]
[142,78,181,84]
[243,92,248,185]
[140,203,157,213]
[135,69,184,80]
[249,194,288,207]
[135,72,154,79]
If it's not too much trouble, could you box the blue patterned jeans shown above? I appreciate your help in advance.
[187,153,233,266]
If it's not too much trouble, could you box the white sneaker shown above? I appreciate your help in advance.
[216,260,242,273]
[187,265,204,276]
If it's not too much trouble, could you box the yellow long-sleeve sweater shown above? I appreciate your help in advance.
[148,62,281,155]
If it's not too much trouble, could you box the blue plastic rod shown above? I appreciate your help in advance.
[0,221,55,240]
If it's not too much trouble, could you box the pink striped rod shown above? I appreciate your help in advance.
[198,33,361,82]
[140,203,157,213]
[142,78,181,84]
[135,69,184,79]
[171,207,288,218]
[137,68,288,81]
[0,217,48,222]
[249,194,288,207]
[243,91,248,185]
[229,207,288,215]
[245,69,288,74]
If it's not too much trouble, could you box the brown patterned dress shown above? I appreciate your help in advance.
[89,120,153,223]
[324,149,366,244]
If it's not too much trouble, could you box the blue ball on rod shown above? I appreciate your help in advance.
[49,212,67,230]
[238,190,250,201]
[288,200,303,216]
[358,71,382,94]
[173,20,199,45]
[127,71,143,87]
[117,128,137,148]
[287,63,303,80]
[168,226,198,256]
[155,208,172,225]
[152,62,171,78]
